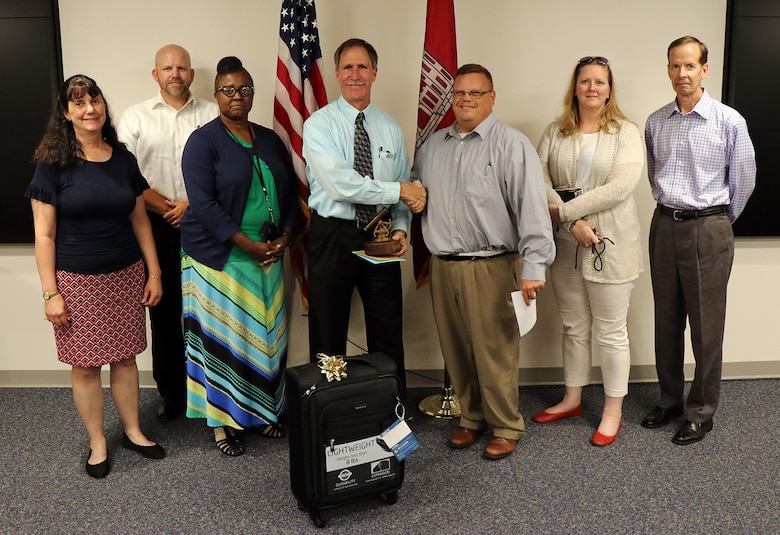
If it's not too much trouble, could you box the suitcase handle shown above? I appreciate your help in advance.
[343,353,397,376]
[300,353,398,398]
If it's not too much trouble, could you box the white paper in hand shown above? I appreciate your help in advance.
[511,291,537,337]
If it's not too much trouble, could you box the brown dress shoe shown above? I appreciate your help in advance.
[483,436,518,460]
[448,426,482,449]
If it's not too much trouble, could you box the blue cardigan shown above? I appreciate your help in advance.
[180,117,297,270]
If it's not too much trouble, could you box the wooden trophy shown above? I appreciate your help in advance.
[363,208,402,256]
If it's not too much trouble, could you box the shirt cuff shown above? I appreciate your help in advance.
[521,262,548,282]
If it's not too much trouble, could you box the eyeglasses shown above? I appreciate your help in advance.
[216,85,254,98]
[578,56,609,66]
[574,236,615,271]
[452,89,493,99]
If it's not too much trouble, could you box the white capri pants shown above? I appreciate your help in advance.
[550,239,634,398]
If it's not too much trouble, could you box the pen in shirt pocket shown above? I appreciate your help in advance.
[378,146,393,159]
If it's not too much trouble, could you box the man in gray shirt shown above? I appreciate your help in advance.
[412,64,555,460]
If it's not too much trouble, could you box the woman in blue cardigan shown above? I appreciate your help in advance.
[180,57,297,456]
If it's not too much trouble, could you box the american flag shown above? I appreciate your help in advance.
[412,0,457,287]
[273,0,328,308]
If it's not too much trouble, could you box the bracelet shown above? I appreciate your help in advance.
[149,275,162,282]
[567,219,579,233]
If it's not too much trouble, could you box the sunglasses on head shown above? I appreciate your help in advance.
[578,56,609,66]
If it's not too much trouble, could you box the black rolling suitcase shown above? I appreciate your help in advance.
[285,353,405,528]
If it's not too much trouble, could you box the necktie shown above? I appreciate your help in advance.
[353,112,376,228]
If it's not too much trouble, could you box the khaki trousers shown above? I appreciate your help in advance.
[430,253,525,440]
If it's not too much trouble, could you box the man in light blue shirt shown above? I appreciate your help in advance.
[302,38,425,391]
[642,36,755,445]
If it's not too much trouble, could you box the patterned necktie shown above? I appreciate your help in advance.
[353,112,376,228]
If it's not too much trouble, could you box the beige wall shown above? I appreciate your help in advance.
[3,0,779,385]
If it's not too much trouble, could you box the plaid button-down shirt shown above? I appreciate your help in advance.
[645,88,756,223]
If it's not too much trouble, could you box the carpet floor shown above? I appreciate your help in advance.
[1,380,777,534]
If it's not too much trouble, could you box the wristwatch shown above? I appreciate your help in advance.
[42,290,60,300]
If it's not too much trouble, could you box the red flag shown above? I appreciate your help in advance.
[274,0,329,309]
[412,0,457,287]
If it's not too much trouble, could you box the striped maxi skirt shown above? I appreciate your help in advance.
[182,253,287,429]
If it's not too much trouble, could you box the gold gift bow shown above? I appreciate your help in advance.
[316,353,348,382]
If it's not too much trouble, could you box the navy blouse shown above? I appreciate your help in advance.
[25,149,149,274]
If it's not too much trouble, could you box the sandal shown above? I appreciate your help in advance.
[256,423,286,439]
[215,426,245,456]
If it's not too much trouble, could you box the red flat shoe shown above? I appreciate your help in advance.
[532,404,583,423]
[591,423,622,447]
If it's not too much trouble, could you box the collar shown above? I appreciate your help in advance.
[669,88,714,119]
[151,91,197,111]
[445,112,497,140]
[336,95,374,123]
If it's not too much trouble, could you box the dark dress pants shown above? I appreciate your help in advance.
[148,212,186,404]
[649,208,734,422]
[307,212,405,392]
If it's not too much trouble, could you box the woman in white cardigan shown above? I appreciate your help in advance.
[533,56,644,446]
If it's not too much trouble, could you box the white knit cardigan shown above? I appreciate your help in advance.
[537,119,644,284]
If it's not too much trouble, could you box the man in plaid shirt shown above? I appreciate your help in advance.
[642,36,756,445]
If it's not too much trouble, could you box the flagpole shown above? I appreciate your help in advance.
[413,0,461,419]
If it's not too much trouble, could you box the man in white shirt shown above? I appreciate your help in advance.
[118,44,218,420]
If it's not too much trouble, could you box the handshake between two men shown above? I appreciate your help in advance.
[399,180,427,214]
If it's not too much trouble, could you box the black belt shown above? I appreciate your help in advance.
[658,204,727,221]
[312,211,363,229]
[439,251,513,262]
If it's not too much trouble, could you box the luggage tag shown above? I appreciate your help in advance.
[376,398,420,461]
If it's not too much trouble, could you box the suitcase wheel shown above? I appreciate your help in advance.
[309,510,326,529]
[382,490,399,505]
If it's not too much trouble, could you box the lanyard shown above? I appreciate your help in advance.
[224,123,275,224]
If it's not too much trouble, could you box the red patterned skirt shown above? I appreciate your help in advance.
[53,260,147,367]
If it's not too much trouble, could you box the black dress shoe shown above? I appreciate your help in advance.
[85,449,110,479]
[672,419,713,445]
[122,433,166,459]
[640,405,684,429]
[157,398,184,421]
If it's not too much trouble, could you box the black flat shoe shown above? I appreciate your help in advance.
[672,419,713,445]
[85,449,110,479]
[122,433,166,459]
[640,405,684,429]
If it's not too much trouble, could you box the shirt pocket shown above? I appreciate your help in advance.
[373,148,398,181]
[463,162,497,201]
[698,137,727,176]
